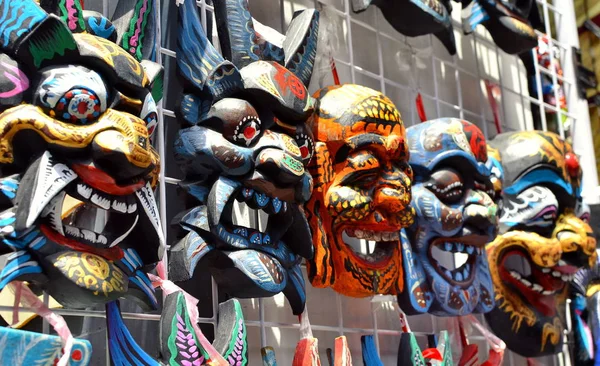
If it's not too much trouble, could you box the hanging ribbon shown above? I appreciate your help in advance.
[8,282,74,366]
[416,92,427,122]
[149,262,229,365]
[484,79,502,133]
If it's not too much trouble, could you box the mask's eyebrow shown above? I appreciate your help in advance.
[334,134,387,163]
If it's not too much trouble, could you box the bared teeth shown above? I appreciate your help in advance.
[111,200,127,213]
[77,183,93,199]
[346,229,399,241]
[91,193,111,210]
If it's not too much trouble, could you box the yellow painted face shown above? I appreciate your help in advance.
[0,0,164,310]
[485,130,596,357]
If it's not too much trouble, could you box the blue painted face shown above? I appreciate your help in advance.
[397,118,499,316]
[169,0,320,315]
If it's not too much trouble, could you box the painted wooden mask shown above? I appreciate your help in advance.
[485,131,597,357]
[397,119,499,316]
[460,0,542,54]
[305,84,414,298]
[169,0,318,315]
[0,0,164,310]
[351,0,455,55]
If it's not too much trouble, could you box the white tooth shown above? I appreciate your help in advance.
[46,191,65,236]
[81,229,96,242]
[91,193,111,210]
[558,260,567,266]
[532,284,544,293]
[373,232,382,241]
[135,182,165,247]
[542,268,551,273]
[98,234,108,245]
[24,151,77,228]
[111,200,127,213]
[552,271,561,277]
[391,232,400,240]
[65,225,81,237]
[127,203,137,213]
[110,215,139,248]
[561,275,568,281]
[510,271,521,279]
[521,279,532,287]
[355,230,364,239]
[77,183,93,199]
[542,290,554,295]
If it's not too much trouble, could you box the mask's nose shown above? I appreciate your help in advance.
[90,110,156,182]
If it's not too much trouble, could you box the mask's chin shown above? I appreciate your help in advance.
[499,248,575,317]
[427,234,488,287]
[340,228,399,267]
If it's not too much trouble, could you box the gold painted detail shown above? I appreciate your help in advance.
[53,252,126,297]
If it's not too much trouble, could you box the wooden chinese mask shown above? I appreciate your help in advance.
[305,84,414,297]
[351,0,455,55]
[461,0,542,54]
[0,0,164,310]
[169,0,319,315]
[398,119,499,316]
[485,131,597,357]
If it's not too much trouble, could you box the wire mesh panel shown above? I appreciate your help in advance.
[0,0,588,365]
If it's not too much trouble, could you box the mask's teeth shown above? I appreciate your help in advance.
[110,215,139,248]
[44,191,66,236]
[16,151,77,230]
[135,182,165,248]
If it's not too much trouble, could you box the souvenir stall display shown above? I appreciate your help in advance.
[398,118,498,316]
[304,83,414,298]
[485,131,597,357]
[168,0,319,316]
[0,0,593,364]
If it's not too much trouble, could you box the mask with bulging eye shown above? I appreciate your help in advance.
[397,119,499,316]
[0,0,164,312]
[485,131,597,357]
[304,83,414,298]
[168,0,319,315]
[0,0,167,363]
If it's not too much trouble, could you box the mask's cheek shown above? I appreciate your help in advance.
[411,185,463,235]
[325,185,372,224]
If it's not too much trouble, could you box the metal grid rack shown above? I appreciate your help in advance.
[0,0,592,364]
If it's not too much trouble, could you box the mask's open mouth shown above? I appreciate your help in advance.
[41,184,139,249]
[212,185,313,270]
[341,228,400,267]
[14,152,164,263]
[499,249,576,317]
[428,235,488,286]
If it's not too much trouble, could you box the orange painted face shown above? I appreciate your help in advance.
[305,84,414,297]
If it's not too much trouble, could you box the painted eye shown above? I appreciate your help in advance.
[54,88,102,124]
[427,168,464,204]
[37,65,108,124]
[140,93,158,138]
[295,133,314,164]
[232,116,261,146]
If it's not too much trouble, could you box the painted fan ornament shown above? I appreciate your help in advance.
[485,131,597,357]
[397,119,499,317]
[169,0,320,316]
[0,0,166,364]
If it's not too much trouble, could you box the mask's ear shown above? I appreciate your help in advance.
[111,0,158,62]
[305,141,335,287]
[39,0,86,33]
